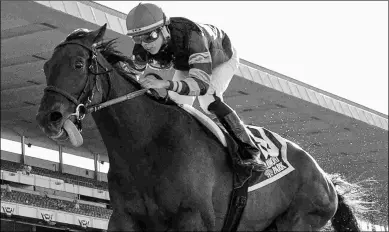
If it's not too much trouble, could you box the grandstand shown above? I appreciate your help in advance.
[1,147,111,231]
[1,1,387,231]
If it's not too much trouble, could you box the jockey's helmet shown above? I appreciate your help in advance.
[126,3,169,37]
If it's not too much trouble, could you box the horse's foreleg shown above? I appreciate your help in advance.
[108,210,140,232]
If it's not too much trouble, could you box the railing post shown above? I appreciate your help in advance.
[94,153,99,181]
[20,135,25,165]
[58,145,63,173]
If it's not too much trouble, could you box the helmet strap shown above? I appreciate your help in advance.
[160,26,171,45]
[162,13,170,26]
[160,11,170,43]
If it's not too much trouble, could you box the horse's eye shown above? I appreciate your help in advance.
[75,62,84,69]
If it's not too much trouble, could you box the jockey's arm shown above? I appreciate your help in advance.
[167,31,211,96]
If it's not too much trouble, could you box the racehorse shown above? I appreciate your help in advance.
[36,24,367,231]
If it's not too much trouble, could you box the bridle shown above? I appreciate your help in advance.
[44,41,148,130]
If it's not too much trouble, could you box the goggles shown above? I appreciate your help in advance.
[131,29,160,44]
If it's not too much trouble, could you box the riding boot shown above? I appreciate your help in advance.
[208,97,267,172]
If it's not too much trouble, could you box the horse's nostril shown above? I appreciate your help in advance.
[49,111,63,123]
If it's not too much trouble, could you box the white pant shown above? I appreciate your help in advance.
[168,47,239,114]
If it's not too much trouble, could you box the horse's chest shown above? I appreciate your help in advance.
[122,181,180,228]
[123,176,180,210]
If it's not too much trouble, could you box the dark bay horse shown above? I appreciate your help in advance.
[36,24,367,231]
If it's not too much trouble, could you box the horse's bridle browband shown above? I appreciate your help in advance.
[44,41,147,125]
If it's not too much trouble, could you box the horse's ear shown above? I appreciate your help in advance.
[89,23,107,44]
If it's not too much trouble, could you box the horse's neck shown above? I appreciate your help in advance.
[92,70,169,166]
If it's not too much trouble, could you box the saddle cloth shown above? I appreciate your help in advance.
[179,104,295,191]
[179,104,227,147]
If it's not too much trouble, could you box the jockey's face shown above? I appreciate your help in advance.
[141,30,163,55]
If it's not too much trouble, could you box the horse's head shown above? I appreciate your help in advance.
[36,24,111,147]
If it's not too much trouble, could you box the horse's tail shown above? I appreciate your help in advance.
[331,193,361,231]
[327,173,376,232]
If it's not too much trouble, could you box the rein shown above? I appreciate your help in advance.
[44,41,147,123]
[87,88,148,113]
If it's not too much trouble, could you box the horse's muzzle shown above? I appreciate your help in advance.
[36,110,66,139]
[36,109,84,147]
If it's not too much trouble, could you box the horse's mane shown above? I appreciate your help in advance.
[64,28,142,89]
[96,39,142,88]
[96,39,143,89]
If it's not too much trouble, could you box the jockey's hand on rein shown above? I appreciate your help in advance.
[140,75,170,90]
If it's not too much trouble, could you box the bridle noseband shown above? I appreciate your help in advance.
[44,41,147,130]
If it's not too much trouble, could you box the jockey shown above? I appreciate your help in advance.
[124,3,266,172]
